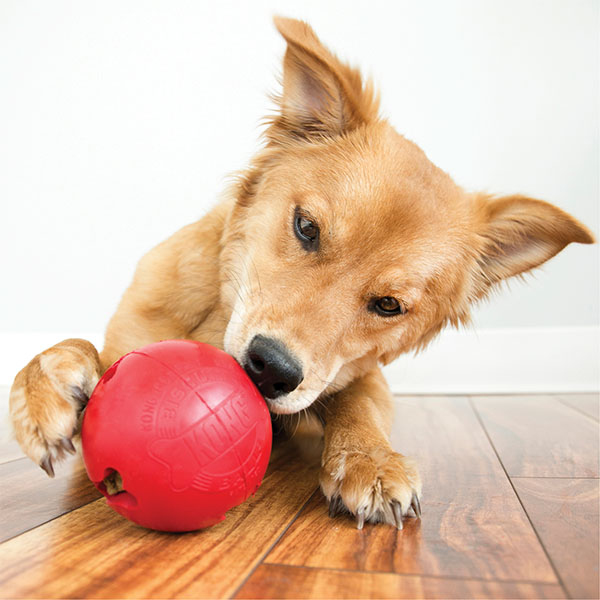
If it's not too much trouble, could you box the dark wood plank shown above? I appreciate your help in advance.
[0,455,102,542]
[557,393,599,422]
[473,395,599,477]
[513,478,599,600]
[266,396,557,584]
[0,442,319,599]
[236,564,566,599]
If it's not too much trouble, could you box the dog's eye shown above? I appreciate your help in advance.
[371,297,406,317]
[294,208,319,251]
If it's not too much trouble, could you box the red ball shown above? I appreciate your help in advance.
[81,340,272,531]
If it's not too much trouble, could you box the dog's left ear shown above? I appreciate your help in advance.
[270,17,379,142]
[471,194,595,297]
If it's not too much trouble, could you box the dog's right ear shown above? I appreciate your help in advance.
[269,17,379,143]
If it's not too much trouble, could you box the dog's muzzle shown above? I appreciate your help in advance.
[243,335,303,399]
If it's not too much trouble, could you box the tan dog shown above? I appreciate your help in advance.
[9,18,594,528]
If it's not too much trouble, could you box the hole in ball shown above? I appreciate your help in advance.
[98,468,138,508]
[102,468,124,495]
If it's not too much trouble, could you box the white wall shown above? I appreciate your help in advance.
[0,1,598,389]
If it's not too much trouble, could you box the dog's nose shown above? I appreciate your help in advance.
[244,335,303,399]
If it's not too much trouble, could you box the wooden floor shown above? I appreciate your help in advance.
[0,391,598,599]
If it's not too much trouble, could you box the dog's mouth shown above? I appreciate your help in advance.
[227,332,329,415]
[262,395,294,414]
[259,388,323,415]
[223,296,336,414]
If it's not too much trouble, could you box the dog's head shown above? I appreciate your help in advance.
[221,17,594,414]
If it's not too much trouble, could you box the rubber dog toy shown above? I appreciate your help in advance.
[81,340,272,531]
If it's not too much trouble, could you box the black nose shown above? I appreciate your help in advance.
[244,335,303,399]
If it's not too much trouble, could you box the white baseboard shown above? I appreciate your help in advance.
[0,327,598,393]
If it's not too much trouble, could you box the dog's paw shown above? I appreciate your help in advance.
[9,338,102,476]
[320,447,422,529]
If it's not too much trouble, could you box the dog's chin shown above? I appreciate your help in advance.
[264,390,318,415]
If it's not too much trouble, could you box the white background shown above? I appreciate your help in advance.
[0,0,598,389]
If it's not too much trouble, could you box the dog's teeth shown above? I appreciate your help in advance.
[40,455,55,478]
[60,437,76,455]
[411,494,422,519]
[356,508,365,530]
[392,500,404,529]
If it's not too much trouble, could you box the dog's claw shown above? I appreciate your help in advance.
[40,455,55,478]
[328,496,341,518]
[60,437,76,455]
[356,508,365,530]
[411,494,422,519]
[392,500,403,530]
[70,385,89,407]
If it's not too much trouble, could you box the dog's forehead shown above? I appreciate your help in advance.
[300,125,462,218]
[305,129,464,239]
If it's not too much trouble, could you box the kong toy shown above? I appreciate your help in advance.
[81,340,272,531]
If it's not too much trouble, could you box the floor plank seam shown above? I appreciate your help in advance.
[555,398,599,424]
[229,487,320,599]
[260,561,565,587]
[0,496,106,545]
[0,456,28,467]
[467,396,572,599]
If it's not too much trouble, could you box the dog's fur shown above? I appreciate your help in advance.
[9,18,595,527]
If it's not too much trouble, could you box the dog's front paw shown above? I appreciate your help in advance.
[320,447,422,529]
[9,338,102,476]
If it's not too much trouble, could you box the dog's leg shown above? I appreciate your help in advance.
[8,338,106,476]
[320,367,421,529]
[9,305,191,476]
[282,409,325,465]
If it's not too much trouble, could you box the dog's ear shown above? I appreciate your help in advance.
[270,17,379,142]
[471,194,595,297]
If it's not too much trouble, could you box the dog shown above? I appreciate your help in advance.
[9,17,594,529]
